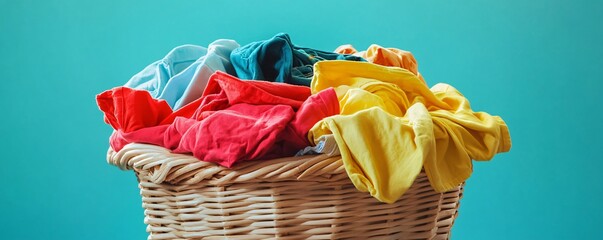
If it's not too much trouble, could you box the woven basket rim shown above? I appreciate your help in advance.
[108,143,348,186]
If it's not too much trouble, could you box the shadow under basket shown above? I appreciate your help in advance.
[108,143,464,240]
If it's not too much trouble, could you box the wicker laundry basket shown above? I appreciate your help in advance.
[108,143,464,240]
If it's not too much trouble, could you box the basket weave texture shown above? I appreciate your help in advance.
[108,143,463,240]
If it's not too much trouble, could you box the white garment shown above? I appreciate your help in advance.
[295,134,340,157]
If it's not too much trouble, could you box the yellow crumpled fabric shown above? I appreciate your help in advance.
[309,60,511,203]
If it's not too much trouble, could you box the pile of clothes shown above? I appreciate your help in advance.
[97,33,511,203]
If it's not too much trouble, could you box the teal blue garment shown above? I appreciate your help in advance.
[125,39,239,109]
[230,33,365,86]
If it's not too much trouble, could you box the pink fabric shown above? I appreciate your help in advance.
[97,71,339,167]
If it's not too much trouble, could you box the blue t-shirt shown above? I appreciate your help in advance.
[230,33,364,86]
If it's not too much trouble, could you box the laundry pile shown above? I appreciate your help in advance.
[96,33,511,203]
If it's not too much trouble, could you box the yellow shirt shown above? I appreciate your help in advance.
[309,60,511,203]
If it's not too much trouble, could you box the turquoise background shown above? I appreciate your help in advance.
[1,0,601,239]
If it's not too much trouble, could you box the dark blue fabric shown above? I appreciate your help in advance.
[230,33,365,86]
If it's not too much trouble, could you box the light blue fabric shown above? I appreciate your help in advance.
[125,39,239,109]
[295,134,340,157]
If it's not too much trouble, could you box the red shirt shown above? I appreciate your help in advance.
[97,71,339,167]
